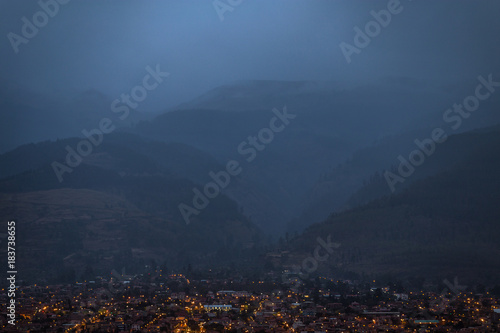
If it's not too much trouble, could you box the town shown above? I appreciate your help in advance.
[2,270,500,332]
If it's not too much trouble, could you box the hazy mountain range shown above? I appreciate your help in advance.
[1,79,499,283]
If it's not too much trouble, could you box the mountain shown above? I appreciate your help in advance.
[0,81,152,153]
[287,129,433,233]
[133,107,352,233]
[285,127,500,284]
[0,133,262,283]
[4,79,499,234]
[134,79,462,233]
[171,79,453,142]
[3,78,500,281]
[290,81,500,233]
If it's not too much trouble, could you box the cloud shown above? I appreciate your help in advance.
[1,0,499,111]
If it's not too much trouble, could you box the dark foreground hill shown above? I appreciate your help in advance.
[284,127,500,285]
[0,134,262,283]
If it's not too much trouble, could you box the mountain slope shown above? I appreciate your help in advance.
[136,79,500,234]
[0,132,287,233]
[0,81,151,153]
[0,134,262,282]
[291,121,500,233]
[287,127,500,284]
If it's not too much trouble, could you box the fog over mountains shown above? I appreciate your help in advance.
[1,0,500,284]
[2,76,500,282]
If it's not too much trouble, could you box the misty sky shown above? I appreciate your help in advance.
[1,0,500,112]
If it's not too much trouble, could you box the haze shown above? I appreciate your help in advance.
[1,0,499,111]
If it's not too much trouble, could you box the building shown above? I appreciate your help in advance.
[204,304,232,311]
